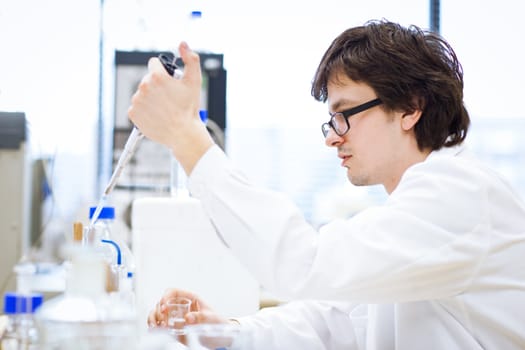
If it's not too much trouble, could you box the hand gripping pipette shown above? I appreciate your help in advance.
[104,53,182,196]
[89,53,182,229]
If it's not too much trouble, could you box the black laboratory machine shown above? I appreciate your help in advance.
[111,50,227,193]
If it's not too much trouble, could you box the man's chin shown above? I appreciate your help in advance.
[347,172,368,187]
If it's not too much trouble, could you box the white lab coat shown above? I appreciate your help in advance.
[187,144,525,349]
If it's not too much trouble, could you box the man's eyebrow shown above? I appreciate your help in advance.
[329,98,356,113]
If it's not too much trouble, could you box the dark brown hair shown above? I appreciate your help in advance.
[311,19,470,150]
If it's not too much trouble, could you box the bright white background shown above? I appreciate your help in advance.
[0,0,524,230]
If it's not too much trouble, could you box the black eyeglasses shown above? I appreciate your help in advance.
[321,98,382,138]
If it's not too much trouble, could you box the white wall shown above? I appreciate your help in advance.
[0,0,100,228]
[442,0,525,119]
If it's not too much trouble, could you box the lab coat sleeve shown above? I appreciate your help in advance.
[236,300,364,350]
[188,145,490,303]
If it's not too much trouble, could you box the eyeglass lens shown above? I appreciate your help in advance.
[322,113,347,137]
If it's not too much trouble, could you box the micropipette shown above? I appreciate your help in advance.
[88,53,182,230]
[104,127,144,196]
[105,53,181,197]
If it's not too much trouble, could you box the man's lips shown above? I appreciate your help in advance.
[338,153,352,167]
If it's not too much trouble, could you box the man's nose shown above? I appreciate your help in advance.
[324,129,344,147]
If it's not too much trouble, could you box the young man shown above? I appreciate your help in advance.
[129,19,525,349]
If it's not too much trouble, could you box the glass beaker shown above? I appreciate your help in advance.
[165,297,191,335]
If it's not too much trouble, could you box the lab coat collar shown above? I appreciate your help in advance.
[391,143,467,196]
[425,143,466,161]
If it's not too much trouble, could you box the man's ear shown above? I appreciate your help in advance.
[401,108,422,131]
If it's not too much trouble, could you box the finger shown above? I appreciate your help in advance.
[147,309,157,328]
[185,311,228,325]
[160,288,208,312]
[155,301,166,327]
[178,41,202,86]
[161,288,196,304]
[146,302,163,327]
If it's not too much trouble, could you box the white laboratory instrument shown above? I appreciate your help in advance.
[0,112,31,313]
[132,197,260,326]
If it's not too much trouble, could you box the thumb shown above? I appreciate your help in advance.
[178,41,202,86]
[185,311,227,325]
[147,56,168,75]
